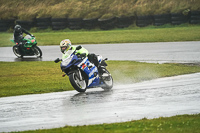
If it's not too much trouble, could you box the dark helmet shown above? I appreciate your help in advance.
[14,25,22,32]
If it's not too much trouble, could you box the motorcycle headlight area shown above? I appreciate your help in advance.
[61,56,73,66]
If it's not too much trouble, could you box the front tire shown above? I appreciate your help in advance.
[69,71,87,92]
[13,45,22,58]
[33,46,42,58]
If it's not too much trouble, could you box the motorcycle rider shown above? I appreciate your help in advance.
[13,25,33,53]
[59,39,103,75]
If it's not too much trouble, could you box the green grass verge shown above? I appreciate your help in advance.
[12,113,200,133]
[1,61,200,97]
[1,24,200,47]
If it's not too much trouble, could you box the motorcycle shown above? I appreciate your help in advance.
[54,46,113,92]
[11,35,42,58]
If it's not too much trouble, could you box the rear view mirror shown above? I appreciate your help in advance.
[76,45,82,50]
[54,58,60,63]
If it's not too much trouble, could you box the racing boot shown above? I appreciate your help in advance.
[18,42,24,56]
[98,66,104,77]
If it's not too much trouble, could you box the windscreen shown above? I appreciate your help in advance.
[24,35,32,40]
[62,49,75,60]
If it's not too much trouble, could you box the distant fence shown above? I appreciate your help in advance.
[0,11,200,32]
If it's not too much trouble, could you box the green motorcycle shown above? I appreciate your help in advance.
[11,35,42,58]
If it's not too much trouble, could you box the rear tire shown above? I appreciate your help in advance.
[13,45,22,58]
[33,46,42,58]
[101,68,113,90]
[69,71,87,92]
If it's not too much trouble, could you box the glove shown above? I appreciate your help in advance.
[76,45,82,50]
[54,58,61,63]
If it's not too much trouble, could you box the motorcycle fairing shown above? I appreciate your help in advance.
[97,55,103,63]
[77,57,104,88]
[23,35,37,47]
[60,54,82,75]
[61,52,104,88]
[23,42,33,48]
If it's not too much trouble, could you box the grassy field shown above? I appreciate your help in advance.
[0,0,199,19]
[11,113,200,133]
[1,61,200,97]
[1,24,200,47]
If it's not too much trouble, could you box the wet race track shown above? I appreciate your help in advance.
[0,41,200,132]
[1,41,200,63]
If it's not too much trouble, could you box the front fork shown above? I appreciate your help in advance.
[62,69,83,81]
[75,69,83,81]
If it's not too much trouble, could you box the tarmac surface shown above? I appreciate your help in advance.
[1,41,200,63]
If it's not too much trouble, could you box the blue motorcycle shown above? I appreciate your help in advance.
[54,47,113,92]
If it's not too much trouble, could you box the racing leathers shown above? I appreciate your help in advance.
[13,27,32,54]
[14,28,32,44]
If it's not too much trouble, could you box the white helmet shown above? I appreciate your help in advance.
[60,39,71,53]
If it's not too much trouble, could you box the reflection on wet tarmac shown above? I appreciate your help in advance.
[70,90,113,105]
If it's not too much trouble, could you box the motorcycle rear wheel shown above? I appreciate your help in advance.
[33,46,42,58]
[101,68,113,90]
[69,71,87,92]
[13,45,22,58]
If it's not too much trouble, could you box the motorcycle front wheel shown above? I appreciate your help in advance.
[33,46,42,58]
[69,71,87,92]
[13,45,22,58]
